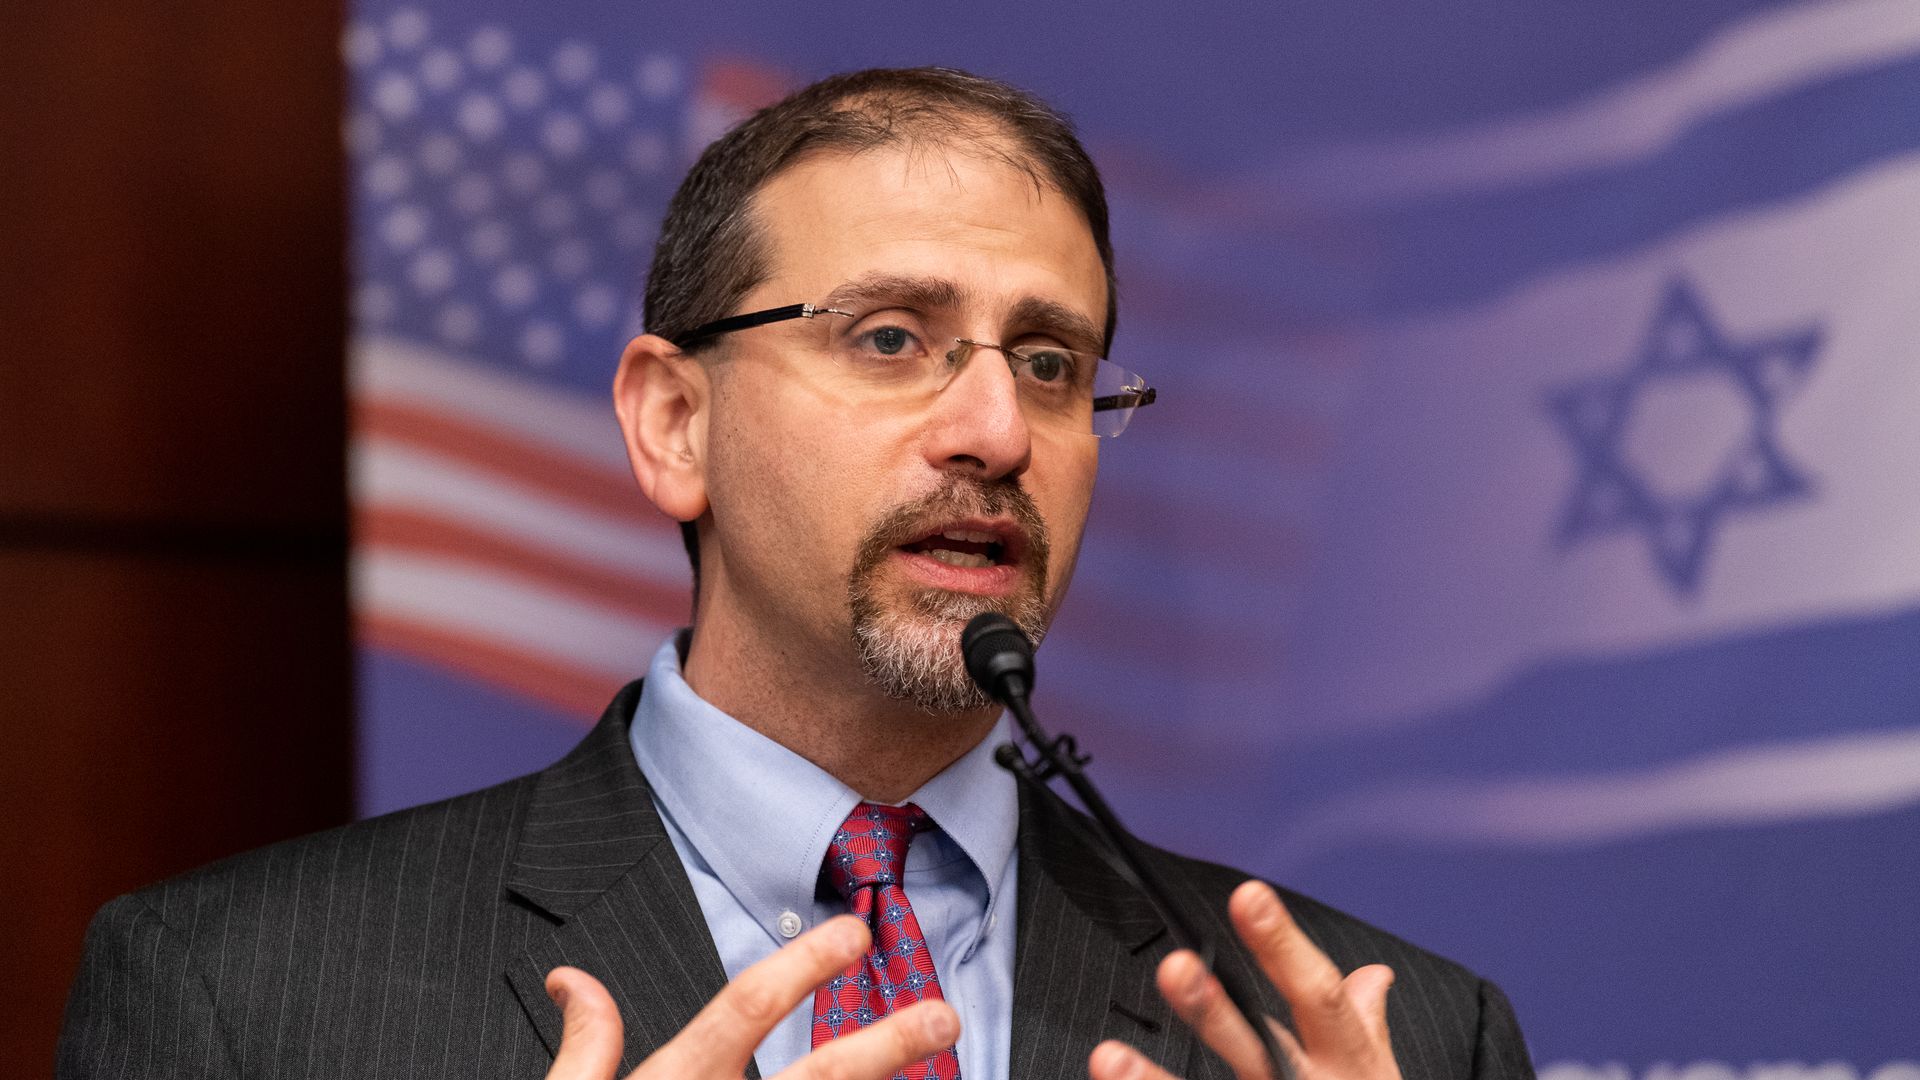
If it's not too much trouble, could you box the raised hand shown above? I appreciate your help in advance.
[543,914,960,1080]
[1089,881,1402,1080]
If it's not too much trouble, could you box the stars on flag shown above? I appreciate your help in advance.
[342,6,690,377]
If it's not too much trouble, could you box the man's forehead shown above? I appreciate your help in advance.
[750,141,1061,234]
[743,144,1107,332]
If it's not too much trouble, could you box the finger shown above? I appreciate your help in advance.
[771,1000,960,1080]
[1229,880,1372,1061]
[1269,1022,1308,1076]
[544,966,625,1080]
[1343,965,1396,1046]
[646,916,870,1075]
[1090,1040,1185,1080]
[1155,949,1270,1080]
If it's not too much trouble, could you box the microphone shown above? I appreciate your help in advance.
[961,613,1291,1080]
[961,612,1035,705]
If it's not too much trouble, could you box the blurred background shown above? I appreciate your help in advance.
[5,0,1916,1075]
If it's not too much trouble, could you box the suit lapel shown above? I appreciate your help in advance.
[502,680,736,1076]
[1008,783,1199,1079]
[498,683,1243,1078]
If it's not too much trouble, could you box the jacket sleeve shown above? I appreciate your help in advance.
[56,893,243,1080]
[1472,979,1537,1080]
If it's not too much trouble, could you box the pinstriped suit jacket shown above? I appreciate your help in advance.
[57,680,1534,1080]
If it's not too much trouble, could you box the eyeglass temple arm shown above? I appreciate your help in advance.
[670,303,833,348]
[1092,385,1157,413]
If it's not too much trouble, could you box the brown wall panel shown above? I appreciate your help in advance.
[0,0,350,1072]
[0,2,347,527]
[0,547,353,1069]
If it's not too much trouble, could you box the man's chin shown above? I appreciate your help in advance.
[903,588,1000,624]
[890,579,1051,649]
[848,587,1048,715]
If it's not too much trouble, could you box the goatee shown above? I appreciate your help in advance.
[846,475,1052,713]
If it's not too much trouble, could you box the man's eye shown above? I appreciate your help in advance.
[1023,348,1074,384]
[866,326,911,355]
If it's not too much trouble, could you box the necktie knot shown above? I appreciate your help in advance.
[823,802,929,899]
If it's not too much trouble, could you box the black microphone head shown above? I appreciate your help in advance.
[962,612,1035,704]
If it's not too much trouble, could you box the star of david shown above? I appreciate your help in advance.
[1546,279,1821,596]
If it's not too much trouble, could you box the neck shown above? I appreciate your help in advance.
[680,606,999,804]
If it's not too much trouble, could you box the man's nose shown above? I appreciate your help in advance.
[921,343,1033,481]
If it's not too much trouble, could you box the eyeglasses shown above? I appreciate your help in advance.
[670,301,1157,438]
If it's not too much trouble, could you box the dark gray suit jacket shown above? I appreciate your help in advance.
[58,681,1534,1080]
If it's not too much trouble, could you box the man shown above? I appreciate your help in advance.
[58,68,1533,1080]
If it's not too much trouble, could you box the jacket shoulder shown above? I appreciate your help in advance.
[134,764,541,907]
[61,688,651,1078]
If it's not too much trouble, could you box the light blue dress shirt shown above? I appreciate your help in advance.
[629,632,1019,1078]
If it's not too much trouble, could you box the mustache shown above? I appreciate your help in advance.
[852,475,1051,576]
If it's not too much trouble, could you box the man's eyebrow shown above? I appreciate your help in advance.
[1007,297,1103,355]
[826,274,1103,354]
[824,273,963,312]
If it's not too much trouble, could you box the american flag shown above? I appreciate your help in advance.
[345,8,788,716]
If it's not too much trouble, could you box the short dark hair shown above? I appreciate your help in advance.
[641,67,1118,586]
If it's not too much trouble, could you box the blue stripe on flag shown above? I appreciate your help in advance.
[1358,51,1920,314]
[1271,603,1920,794]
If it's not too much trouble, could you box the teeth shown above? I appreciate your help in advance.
[940,529,998,544]
[926,548,993,568]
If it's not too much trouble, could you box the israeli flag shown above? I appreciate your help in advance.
[1243,0,1920,1063]
[1271,0,1920,856]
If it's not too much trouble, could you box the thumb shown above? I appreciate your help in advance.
[544,966,625,1080]
[1342,964,1396,1043]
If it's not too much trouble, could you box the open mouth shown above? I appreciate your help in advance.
[897,523,1021,570]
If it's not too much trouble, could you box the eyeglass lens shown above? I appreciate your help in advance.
[801,301,1148,437]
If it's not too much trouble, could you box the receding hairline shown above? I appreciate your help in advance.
[722,131,1110,342]
[761,114,1071,206]
[806,96,1061,190]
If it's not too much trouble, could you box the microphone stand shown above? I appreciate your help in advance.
[994,693,1294,1080]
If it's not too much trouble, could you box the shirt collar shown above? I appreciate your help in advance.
[629,631,1019,942]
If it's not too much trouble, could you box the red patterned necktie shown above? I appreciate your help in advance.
[811,802,961,1080]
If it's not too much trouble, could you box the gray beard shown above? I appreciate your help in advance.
[850,583,1049,713]
[844,475,1053,714]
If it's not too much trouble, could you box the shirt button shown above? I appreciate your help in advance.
[776,911,804,939]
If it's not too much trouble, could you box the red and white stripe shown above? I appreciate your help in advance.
[351,335,689,718]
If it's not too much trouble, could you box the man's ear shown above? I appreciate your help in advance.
[612,333,709,523]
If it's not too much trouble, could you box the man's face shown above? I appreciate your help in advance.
[695,140,1107,711]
